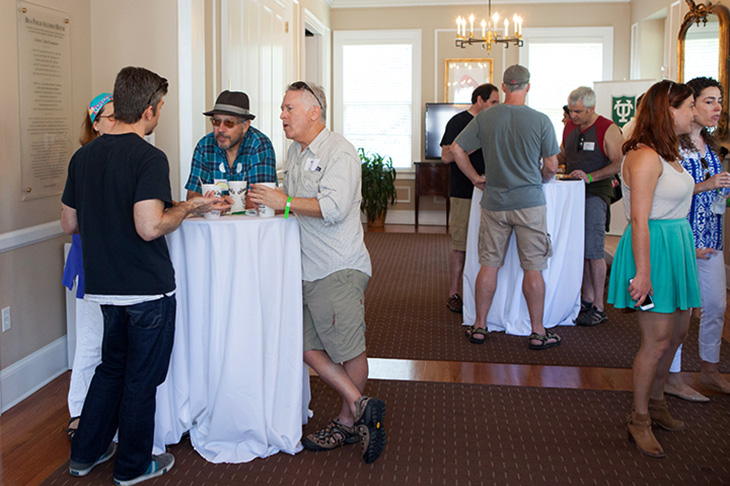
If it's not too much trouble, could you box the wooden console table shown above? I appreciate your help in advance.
[414,162,450,228]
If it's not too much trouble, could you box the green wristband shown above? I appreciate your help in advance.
[284,196,292,219]
[587,174,592,183]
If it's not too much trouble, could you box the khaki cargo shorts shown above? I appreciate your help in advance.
[302,269,369,364]
[478,205,553,271]
[449,197,471,252]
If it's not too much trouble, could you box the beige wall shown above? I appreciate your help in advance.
[0,0,91,367]
[90,0,182,199]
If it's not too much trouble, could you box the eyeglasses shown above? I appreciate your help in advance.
[290,81,323,109]
[210,118,243,129]
[701,158,711,181]
[96,114,115,122]
[577,133,585,152]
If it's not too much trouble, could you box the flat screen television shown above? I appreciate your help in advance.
[424,102,470,160]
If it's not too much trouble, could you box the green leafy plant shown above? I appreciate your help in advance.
[359,148,397,222]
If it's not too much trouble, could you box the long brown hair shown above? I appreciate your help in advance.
[78,102,112,146]
[622,80,693,161]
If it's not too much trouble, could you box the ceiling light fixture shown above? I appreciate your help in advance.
[455,0,524,53]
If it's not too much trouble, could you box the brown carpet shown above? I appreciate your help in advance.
[43,377,730,486]
[362,232,730,371]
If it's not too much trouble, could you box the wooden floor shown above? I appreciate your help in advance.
[1,224,727,486]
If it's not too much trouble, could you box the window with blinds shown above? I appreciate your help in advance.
[334,30,421,170]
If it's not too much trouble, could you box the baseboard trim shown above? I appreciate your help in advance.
[383,209,449,226]
[0,336,68,414]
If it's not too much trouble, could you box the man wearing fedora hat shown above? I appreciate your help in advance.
[185,90,276,199]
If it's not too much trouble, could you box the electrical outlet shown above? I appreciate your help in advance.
[2,307,10,332]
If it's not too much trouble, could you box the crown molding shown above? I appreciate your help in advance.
[331,0,629,8]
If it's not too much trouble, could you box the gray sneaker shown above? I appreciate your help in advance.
[576,306,607,327]
[114,453,175,486]
[69,441,117,476]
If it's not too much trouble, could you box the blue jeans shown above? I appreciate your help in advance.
[70,295,175,480]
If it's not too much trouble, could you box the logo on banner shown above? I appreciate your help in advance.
[612,96,636,127]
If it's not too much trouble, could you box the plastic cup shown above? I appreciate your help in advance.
[201,183,221,219]
[257,182,277,218]
[228,181,247,213]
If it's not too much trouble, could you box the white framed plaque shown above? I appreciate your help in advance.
[16,1,73,200]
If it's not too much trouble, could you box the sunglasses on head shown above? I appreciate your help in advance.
[210,118,243,129]
[290,81,324,109]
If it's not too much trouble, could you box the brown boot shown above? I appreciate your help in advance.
[626,411,665,458]
[648,398,686,431]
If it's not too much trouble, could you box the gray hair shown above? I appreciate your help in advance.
[568,86,596,108]
[287,81,327,123]
[503,83,528,93]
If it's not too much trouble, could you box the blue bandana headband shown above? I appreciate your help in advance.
[88,93,113,123]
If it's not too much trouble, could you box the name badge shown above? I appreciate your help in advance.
[583,141,595,151]
[304,158,321,172]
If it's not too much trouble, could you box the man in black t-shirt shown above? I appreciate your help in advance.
[440,83,500,313]
[61,67,226,486]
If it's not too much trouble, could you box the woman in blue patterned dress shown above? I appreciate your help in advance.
[664,77,730,401]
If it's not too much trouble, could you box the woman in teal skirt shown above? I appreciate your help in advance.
[607,80,700,458]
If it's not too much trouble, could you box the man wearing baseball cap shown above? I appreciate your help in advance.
[185,90,277,199]
[451,65,561,350]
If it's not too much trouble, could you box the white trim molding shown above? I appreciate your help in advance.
[0,221,65,254]
[331,0,628,7]
[0,336,68,413]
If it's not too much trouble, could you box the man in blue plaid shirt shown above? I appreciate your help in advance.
[185,90,276,199]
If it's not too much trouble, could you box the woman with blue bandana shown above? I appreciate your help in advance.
[62,93,115,439]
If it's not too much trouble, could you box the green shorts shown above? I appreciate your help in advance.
[302,269,370,363]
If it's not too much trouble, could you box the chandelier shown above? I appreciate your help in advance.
[455,0,524,53]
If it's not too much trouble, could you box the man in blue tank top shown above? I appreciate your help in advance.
[560,86,624,327]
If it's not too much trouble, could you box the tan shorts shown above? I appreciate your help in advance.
[302,269,369,364]
[449,197,471,252]
[478,205,553,271]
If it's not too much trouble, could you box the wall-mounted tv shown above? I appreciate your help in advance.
[424,102,470,160]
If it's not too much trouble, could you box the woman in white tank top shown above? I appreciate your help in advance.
[607,80,701,459]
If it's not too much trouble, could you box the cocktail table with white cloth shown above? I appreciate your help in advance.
[155,214,310,463]
[462,180,585,335]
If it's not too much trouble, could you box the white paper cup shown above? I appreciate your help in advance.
[201,183,221,219]
[257,182,276,218]
[228,180,247,213]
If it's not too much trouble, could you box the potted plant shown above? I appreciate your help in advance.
[359,148,397,227]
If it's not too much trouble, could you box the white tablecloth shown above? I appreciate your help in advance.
[463,180,585,335]
[155,214,309,463]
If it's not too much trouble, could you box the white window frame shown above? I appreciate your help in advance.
[519,26,614,84]
[333,29,422,172]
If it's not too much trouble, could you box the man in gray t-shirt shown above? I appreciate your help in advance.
[452,64,561,351]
